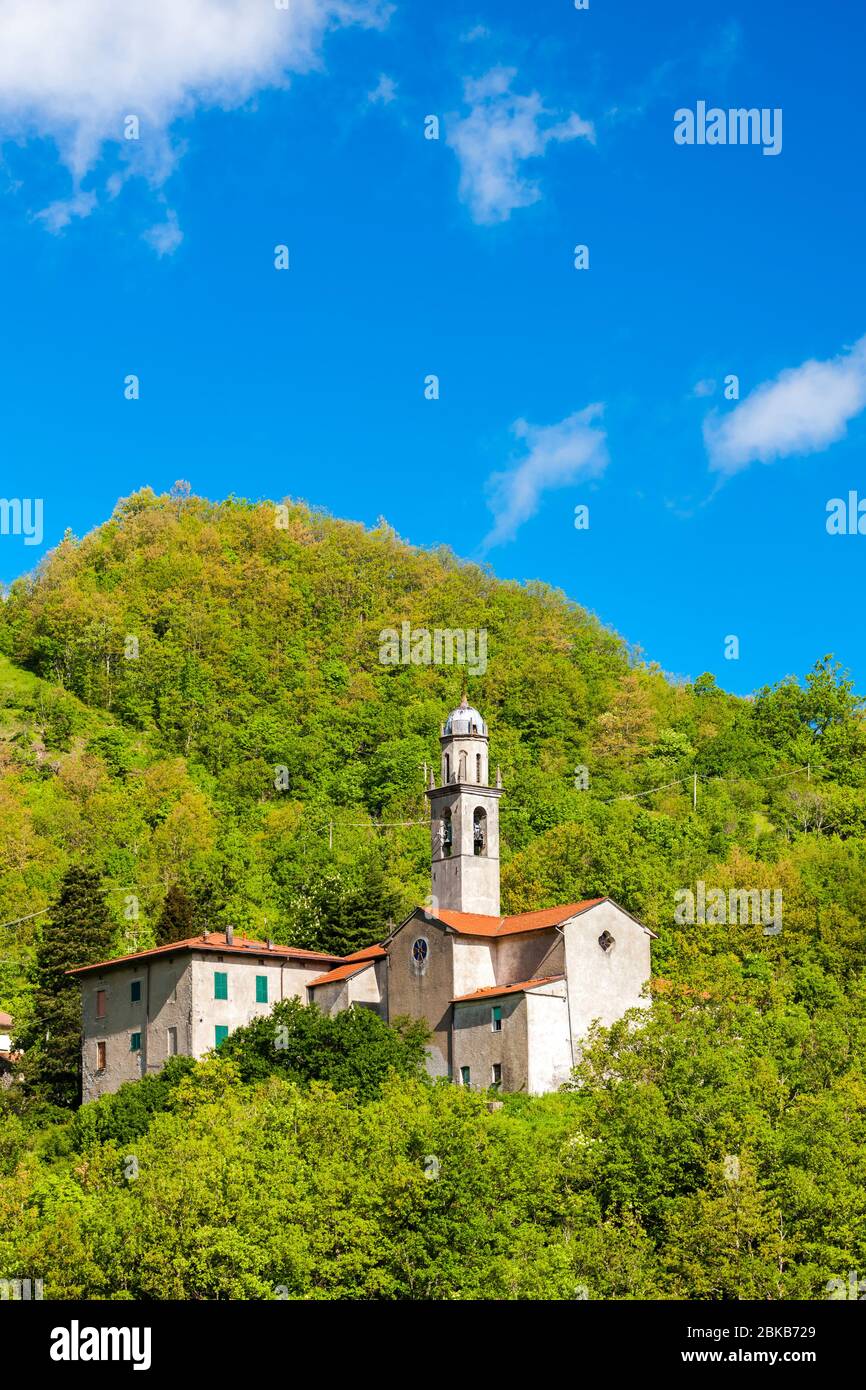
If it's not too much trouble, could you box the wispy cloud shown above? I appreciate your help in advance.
[703,335,866,476]
[447,67,594,225]
[367,73,397,105]
[35,190,97,232]
[0,0,388,239]
[482,405,608,549]
[143,209,184,258]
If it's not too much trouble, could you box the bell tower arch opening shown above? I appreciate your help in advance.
[426,695,502,916]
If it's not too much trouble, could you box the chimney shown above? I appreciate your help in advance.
[267,938,274,950]
[203,929,210,941]
[225,924,234,946]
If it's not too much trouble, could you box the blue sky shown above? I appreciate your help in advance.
[0,0,864,696]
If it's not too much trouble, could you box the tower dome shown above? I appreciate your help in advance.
[443,695,487,737]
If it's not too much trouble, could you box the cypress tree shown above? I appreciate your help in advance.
[155,884,196,945]
[20,867,114,1107]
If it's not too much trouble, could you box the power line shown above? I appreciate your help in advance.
[0,907,50,930]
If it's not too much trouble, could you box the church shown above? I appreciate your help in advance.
[71,697,654,1102]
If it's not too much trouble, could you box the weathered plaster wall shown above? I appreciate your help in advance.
[563,902,652,1052]
[191,952,316,1055]
[452,937,495,997]
[310,979,350,1017]
[525,986,572,1094]
[451,992,528,1092]
[385,914,454,1077]
[80,955,189,1103]
[493,931,563,986]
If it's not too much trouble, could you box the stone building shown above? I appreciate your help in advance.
[0,1009,23,1088]
[71,697,653,1102]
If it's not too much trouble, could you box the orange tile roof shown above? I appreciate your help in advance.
[309,958,378,987]
[453,974,565,1003]
[67,932,343,977]
[432,899,605,938]
[341,944,387,961]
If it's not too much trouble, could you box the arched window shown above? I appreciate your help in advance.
[476,753,482,783]
[444,753,450,783]
[441,810,453,857]
[458,751,467,782]
[473,807,487,856]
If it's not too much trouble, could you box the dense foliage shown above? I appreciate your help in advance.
[16,867,113,1106]
[1,488,865,1298]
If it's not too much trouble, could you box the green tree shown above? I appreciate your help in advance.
[155,883,196,945]
[216,998,429,1099]
[19,867,114,1106]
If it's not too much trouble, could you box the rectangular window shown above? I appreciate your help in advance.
[255,975,268,1004]
[130,980,141,1003]
[460,1066,471,1087]
[491,1063,502,1087]
[215,1025,229,1048]
[166,1027,177,1057]
[491,1005,502,1032]
[96,1040,106,1072]
[130,1032,141,1053]
[95,989,106,1019]
[214,971,228,1000]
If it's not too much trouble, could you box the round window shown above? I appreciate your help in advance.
[412,938,429,963]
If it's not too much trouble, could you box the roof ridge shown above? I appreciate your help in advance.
[67,932,346,976]
[452,973,566,1003]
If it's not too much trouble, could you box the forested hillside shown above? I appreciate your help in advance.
[1,487,865,1299]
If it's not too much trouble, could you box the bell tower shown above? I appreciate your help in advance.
[426,696,502,917]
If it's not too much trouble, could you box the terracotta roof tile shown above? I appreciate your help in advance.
[67,932,343,977]
[340,944,387,961]
[453,974,566,1003]
[309,959,377,987]
[433,899,605,938]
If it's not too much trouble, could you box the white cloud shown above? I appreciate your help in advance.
[482,405,608,549]
[447,67,594,225]
[692,378,716,398]
[0,0,387,232]
[35,190,97,231]
[703,335,866,475]
[143,209,183,258]
[367,72,397,105]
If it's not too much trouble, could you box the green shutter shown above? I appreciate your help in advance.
[215,1025,229,1048]
[214,971,228,1000]
[131,980,141,1003]
[460,1066,471,1086]
[130,1032,141,1052]
[256,975,268,1003]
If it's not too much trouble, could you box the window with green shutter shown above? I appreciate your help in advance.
[215,1025,229,1048]
[131,980,141,1003]
[491,1005,502,1032]
[256,975,268,1003]
[214,971,227,1000]
[130,1032,141,1052]
[460,1066,471,1087]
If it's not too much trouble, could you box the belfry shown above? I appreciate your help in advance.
[426,695,503,917]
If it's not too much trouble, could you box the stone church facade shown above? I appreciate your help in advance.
[72,698,654,1102]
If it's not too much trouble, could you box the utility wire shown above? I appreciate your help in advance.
[0,907,50,930]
